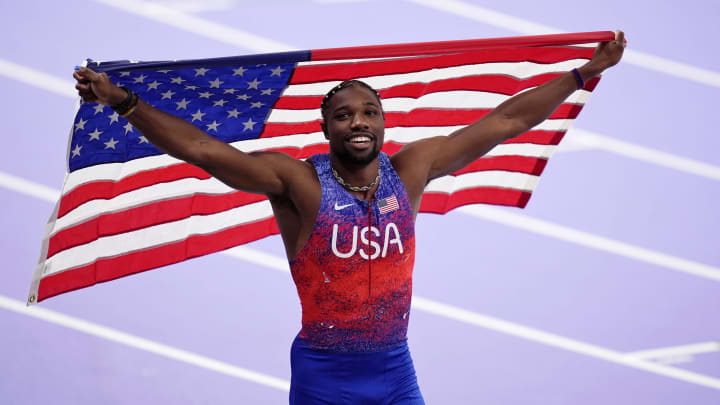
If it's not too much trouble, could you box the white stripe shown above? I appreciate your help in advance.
[284,59,589,95]
[459,205,720,282]
[425,171,539,193]
[569,129,720,181]
[0,171,60,202]
[0,58,77,99]
[219,247,720,391]
[93,0,291,53]
[626,342,720,361]
[407,0,720,88]
[43,201,274,277]
[0,294,289,391]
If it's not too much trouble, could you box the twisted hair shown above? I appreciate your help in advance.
[320,80,382,118]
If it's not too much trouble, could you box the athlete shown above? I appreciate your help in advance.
[73,32,625,404]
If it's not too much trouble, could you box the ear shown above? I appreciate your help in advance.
[321,121,329,140]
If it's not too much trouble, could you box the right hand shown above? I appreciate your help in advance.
[73,67,127,105]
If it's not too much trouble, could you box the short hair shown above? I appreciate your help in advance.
[320,80,382,117]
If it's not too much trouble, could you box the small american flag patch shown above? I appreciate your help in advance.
[378,194,399,214]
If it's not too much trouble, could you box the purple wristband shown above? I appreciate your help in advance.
[572,68,585,90]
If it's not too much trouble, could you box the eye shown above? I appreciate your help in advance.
[366,110,378,116]
[334,112,349,120]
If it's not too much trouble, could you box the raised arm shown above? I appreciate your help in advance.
[73,67,304,197]
[393,31,626,186]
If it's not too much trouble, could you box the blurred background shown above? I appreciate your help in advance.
[1,0,718,403]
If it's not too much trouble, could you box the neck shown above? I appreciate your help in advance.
[329,155,380,199]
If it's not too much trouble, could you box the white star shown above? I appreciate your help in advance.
[260,88,275,96]
[208,78,224,88]
[242,118,257,131]
[226,109,241,118]
[223,88,237,94]
[104,138,119,149]
[74,118,87,132]
[108,112,119,125]
[213,99,228,107]
[206,121,221,132]
[256,64,267,67]
[161,90,176,100]
[247,78,261,89]
[138,136,149,144]
[146,80,161,90]
[198,92,213,99]
[71,144,82,158]
[236,94,250,101]
[124,122,134,134]
[270,66,286,77]
[191,109,206,122]
[119,71,131,77]
[232,66,247,76]
[250,101,265,108]
[194,67,209,76]
[170,76,186,84]
[133,74,147,83]
[184,85,198,91]
[87,128,103,141]
[176,98,191,110]
[93,104,105,115]
[156,69,172,74]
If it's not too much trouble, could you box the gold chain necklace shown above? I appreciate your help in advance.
[331,167,380,192]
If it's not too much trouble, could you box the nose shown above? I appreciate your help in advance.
[350,112,369,130]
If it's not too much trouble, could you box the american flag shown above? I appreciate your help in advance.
[29,31,613,304]
[378,195,400,215]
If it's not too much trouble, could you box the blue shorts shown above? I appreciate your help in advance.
[289,335,425,404]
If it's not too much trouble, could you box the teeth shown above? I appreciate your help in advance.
[349,136,371,143]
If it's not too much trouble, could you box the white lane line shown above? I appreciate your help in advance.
[6,179,720,390]
[92,0,292,53]
[568,129,720,181]
[406,0,720,88]
[0,58,76,98]
[459,205,720,282]
[0,171,60,203]
[0,294,290,391]
[627,342,720,362]
[223,246,720,390]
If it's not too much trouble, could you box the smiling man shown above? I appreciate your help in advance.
[74,31,625,404]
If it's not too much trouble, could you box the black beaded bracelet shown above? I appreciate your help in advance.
[112,86,139,117]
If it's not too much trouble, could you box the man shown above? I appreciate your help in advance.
[74,31,625,404]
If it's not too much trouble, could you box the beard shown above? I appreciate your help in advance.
[334,142,381,166]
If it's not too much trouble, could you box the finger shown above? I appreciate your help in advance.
[614,30,626,47]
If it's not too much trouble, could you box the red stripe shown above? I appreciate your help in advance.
[310,31,614,61]
[48,191,267,258]
[295,47,595,84]
[37,217,280,302]
[420,187,532,213]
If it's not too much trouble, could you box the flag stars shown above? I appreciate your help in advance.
[247,78,261,89]
[208,78,224,88]
[194,67,209,76]
[93,104,105,115]
[191,109,206,122]
[146,80,162,90]
[119,71,131,77]
[87,128,103,141]
[223,88,238,94]
[138,136,149,144]
[108,112,120,125]
[226,109,241,118]
[133,74,147,83]
[161,90,176,100]
[104,138,119,149]
[176,98,191,110]
[250,101,265,108]
[213,99,228,107]
[236,94,250,101]
[260,88,275,96]
[206,121,221,132]
[270,66,286,77]
[242,118,257,131]
[198,92,213,99]
[185,85,198,91]
[74,118,87,132]
[232,66,247,76]
[156,69,172,74]
[124,122,134,134]
[170,76,186,85]
[71,144,82,158]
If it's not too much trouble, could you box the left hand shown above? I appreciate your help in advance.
[584,30,626,77]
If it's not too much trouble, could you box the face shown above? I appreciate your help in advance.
[322,85,385,166]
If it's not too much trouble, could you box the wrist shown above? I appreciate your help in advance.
[577,63,603,82]
[108,86,129,105]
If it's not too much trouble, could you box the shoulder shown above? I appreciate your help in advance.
[389,136,447,175]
